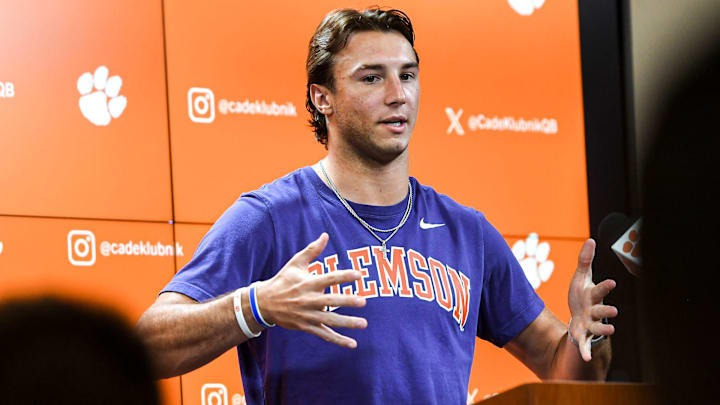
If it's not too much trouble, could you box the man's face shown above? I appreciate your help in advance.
[326,30,419,164]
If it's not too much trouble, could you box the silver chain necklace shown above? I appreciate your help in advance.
[319,161,413,258]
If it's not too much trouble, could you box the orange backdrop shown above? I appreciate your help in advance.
[0,1,588,404]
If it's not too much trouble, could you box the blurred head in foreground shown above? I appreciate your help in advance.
[0,296,159,405]
[641,39,720,405]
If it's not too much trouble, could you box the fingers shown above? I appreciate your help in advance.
[590,304,618,320]
[575,238,596,274]
[310,269,362,289]
[573,318,615,362]
[589,321,615,337]
[317,293,366,309]
[306,323,358,349]
[591,279,617,302]
[309,311,367,330]
[570,324,593,362]
[293,293,365,311]
[579,339,592,362]
[293,233,329,265]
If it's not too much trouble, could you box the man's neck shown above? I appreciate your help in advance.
[312,150,409,206]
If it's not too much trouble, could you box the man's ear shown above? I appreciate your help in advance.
[309,83,333,115]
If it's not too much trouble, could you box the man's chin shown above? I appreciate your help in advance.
[336,128,410,165]
[368,140,409,165]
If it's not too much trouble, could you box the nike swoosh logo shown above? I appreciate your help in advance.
[420,218,445,229]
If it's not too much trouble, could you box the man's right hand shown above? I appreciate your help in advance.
[255,232,367,348]
[136,232,367,378]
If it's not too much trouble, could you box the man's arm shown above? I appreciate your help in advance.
[136,233,367,378]
[504,307,612,380]
[503,239,617,380]
[137,291,245,378]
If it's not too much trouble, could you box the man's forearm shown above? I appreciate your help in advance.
[548,333,611,380]
[136,291,261,378]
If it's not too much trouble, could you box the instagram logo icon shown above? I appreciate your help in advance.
[201,383,228,405]
[67,230,96,266]
[188,87,215,123]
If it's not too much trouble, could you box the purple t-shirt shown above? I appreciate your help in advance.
[162,166,544,405]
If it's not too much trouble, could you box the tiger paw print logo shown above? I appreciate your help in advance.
[77,66,127,126]
[508,0,546,16]
[512,233,554,289]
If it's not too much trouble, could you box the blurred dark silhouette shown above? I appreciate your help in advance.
[0,296,159,405]
[640,37,720,405]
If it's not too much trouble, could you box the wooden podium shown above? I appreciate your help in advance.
[475,382,658,405]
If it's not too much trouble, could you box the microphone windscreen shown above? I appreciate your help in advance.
[598,212,633,247]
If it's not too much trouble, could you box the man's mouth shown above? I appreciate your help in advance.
[379,116,408,132]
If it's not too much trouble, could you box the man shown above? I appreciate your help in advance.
[137,8,617,404]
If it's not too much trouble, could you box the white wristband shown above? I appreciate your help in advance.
[233,288,261,339]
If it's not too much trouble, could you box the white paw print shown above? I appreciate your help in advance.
[512,233,554,289]
[508,0,546,16]
[77,66,127,126]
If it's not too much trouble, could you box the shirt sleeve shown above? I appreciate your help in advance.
[160,194,275,302]
[476,215,545,347]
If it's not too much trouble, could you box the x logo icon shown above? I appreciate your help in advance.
[445,107,465,135]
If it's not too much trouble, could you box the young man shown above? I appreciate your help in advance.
[137,8,617,404]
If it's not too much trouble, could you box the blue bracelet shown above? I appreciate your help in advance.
[249,284,275,329]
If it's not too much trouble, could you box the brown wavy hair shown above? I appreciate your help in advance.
[305,8,419,147]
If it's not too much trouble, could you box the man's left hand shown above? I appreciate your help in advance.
[568,239,618,362]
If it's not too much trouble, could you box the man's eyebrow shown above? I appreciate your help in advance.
[355,64,384,72]
[354,62,419,73]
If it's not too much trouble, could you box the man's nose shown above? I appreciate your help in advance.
[384,76,407,105]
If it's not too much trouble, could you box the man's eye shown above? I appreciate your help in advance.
[400,73,415,81]
[362,75,380,83]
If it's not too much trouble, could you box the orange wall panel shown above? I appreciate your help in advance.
[0,216,177,314]
[0,1,172,221]
[408,0,588,239]
[165,0,324,223]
